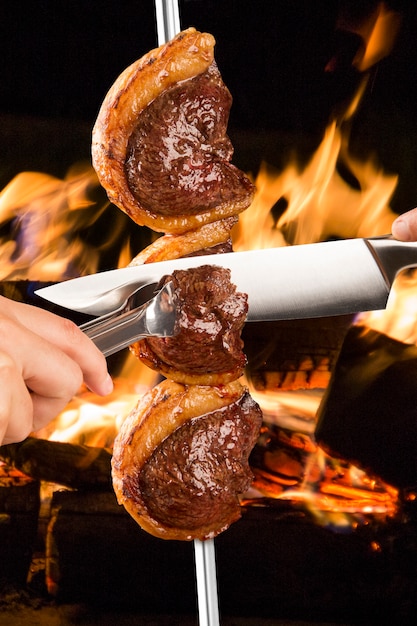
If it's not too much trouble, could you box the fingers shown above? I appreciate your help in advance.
[0,351,33,444]
[392,208,417,242]
[0,298,114,445]
[2,298,113,397]
[0,314,85,431]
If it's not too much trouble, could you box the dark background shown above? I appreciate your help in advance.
[1,1,416,127]
[0,0,417,208]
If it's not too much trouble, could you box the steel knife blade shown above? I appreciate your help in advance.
[34,237,417,322]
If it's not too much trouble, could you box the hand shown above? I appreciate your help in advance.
[392,208,417,241]
[0,296,113,445]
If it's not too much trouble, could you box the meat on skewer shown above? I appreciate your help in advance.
[92,29,263,540]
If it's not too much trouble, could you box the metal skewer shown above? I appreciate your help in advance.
[154,0,181,46]
[194,538,220,626]
[152,2,221,624]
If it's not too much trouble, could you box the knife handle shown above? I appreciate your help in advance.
[366,236,417,286]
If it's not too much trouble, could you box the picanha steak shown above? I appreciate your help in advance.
[112,378,262,541]
[93,29,263,540]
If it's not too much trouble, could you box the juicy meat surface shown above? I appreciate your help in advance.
[138,265,248,376]
[125,62,253,216]
[123,391,262,533]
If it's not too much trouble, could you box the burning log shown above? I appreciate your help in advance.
[45,489,196,609]
[0,438,112,491]
[41,488,417,622]
[0,461,40,587]
[243,315,353,391]
[316,324,417,489]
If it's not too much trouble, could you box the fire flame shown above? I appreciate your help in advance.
[232,94,405,523]
[233,121,398,251]
[35,357,159,448]
[336,2,402,72]
[0,162,160,451]
[0,163,107,281]
[0,114,404,525]
[358,269,417,345]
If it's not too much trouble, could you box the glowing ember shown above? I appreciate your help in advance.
[0,459,35,486]
[245,386,398,525]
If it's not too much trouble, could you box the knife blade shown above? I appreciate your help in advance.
[34,237,417,322]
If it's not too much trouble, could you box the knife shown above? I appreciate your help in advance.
[34,237,417,322]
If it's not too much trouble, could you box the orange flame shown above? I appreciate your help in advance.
[35,353,159,448]
[233,98,403,521]
[0,163,108,281]
[0,164,159,450]
[3,112,400,524]
[357,269,417,344]
[352,4,401,72]
[233,120,398,250]
[336,2,402,72]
